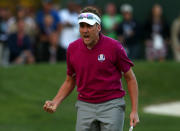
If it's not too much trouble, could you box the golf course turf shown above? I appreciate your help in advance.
[0,61,180,131]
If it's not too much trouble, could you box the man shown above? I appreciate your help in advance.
[36,0,61,33]
[35,0,61,62]
[44,6,139,131]
[116,4,140,60]
[8,18,34,64]
[102,2,123,39]
[171,15,180,62]
[0,8,10,65]
[58,1,80,59]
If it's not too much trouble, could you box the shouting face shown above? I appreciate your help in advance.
[79,22,101,49]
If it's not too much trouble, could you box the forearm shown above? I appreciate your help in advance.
[127,78,138,112]
[52,77,75,106]
[124,69,139,112]
[124,69,140,126]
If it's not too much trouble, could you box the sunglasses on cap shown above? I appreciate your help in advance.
[78,13,101,25]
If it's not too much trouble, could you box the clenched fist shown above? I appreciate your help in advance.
[43,100,58,113]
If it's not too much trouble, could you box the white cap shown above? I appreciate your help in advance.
[120,4,133,13]
[78,12,101,25]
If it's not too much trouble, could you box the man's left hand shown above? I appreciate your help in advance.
[130,111,140,127]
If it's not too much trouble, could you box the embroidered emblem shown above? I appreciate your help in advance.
[98,54,105,62]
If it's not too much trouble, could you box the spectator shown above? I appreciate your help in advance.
[116,4,141,60]
[36,0,61,34]
[102,2,123,39]
[7,18,34,64]
[35,14,55,62]
[171,15,180,62]
[35,0,61,62]
[0,8,7,65]
[58,1,80,60]
[7,6,37,38]
[49,32,63,63]
[144,4,169,62]
[0,8,12,65]
[21,7,37,42]
[0,8,9,43]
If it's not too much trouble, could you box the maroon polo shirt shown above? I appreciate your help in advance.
[67,34,134,103]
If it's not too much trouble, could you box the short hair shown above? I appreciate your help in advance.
[80,6,101,18]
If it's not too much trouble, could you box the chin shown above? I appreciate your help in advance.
[84,41,91,45]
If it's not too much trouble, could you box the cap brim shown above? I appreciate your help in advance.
[78,19,96,25]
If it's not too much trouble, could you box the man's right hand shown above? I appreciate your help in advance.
[43,100,58,113]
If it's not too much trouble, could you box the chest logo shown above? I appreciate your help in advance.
[98,54,105,62]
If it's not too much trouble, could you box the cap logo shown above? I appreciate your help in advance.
[98,54,105,62]
[78,12,101,25]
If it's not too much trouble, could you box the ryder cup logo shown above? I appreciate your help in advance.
[98,54,105,62]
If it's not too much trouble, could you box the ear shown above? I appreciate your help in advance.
[97,24,101,32]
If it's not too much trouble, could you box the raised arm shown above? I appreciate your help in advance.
[43,75,76,113]
[124,68,140,127]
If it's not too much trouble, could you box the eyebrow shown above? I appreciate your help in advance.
[80,23,93,27]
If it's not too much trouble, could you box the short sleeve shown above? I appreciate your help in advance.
[115,43,134,73]
[66,47,75,76]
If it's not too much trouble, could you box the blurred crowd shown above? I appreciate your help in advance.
[0,0,180,66]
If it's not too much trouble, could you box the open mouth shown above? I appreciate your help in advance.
[84,34,89,38]
[83,34,90,41]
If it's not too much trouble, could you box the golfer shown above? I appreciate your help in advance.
[43,6,139,131]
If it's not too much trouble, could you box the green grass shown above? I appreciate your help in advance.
[0,61,180,131]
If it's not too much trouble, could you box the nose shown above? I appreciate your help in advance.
[82,26,88,33]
